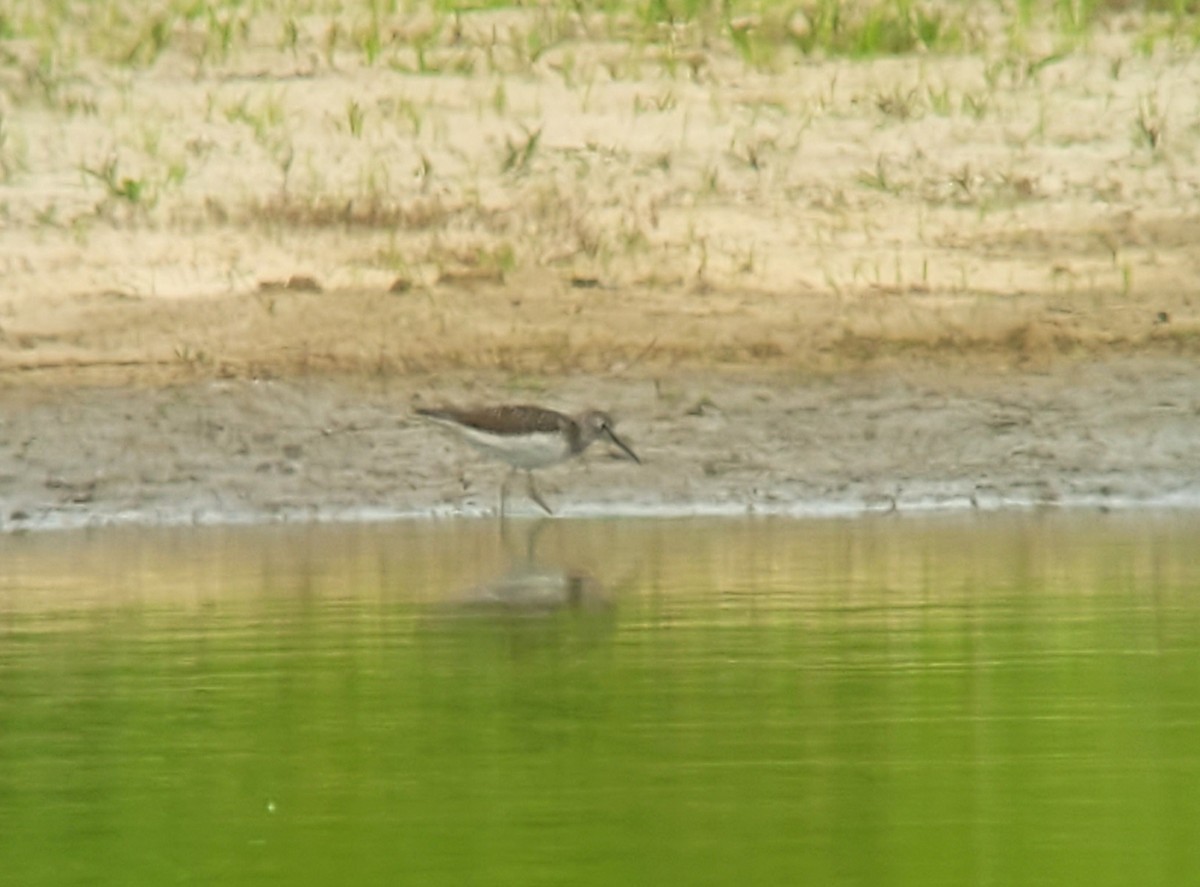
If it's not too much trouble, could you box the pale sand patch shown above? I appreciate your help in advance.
[0,10,1197,376]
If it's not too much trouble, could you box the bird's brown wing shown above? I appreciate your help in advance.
[416,404,570,436]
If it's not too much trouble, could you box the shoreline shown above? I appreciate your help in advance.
[3,356,1197,534]
[8,494,1200,536]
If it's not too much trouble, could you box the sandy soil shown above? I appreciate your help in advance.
[0,6,1198,529]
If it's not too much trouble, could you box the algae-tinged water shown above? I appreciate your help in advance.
[1,514,1198,886]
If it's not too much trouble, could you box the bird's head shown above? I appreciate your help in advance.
[578,411,640,464]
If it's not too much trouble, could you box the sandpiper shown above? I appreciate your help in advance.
[415,404,640,515]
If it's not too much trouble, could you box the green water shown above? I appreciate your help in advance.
[1,514,1198,886]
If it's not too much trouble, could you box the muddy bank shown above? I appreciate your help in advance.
[0,356,1196,531]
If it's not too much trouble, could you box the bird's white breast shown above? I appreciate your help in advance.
[440,422,572,470]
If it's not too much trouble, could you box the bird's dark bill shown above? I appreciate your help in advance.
[605,428,641,463]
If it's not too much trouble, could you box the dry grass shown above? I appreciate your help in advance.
[0,0,1198,386]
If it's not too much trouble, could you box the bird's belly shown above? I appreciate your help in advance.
[460,429,571,469]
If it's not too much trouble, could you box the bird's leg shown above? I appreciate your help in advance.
[525,518,549,563]
[500,468,516,518]
[526,470,554,516]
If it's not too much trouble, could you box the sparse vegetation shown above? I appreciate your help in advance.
[502,124,543,174]
[80,155,187,213]
[1134,92,1166,151]
[346,100,366,139]
[0,0,1195,378]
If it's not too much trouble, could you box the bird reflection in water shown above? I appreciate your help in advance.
[453,519,609,617]
[459,566,605,615]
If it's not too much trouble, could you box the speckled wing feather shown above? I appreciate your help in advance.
[416,405,571,436]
